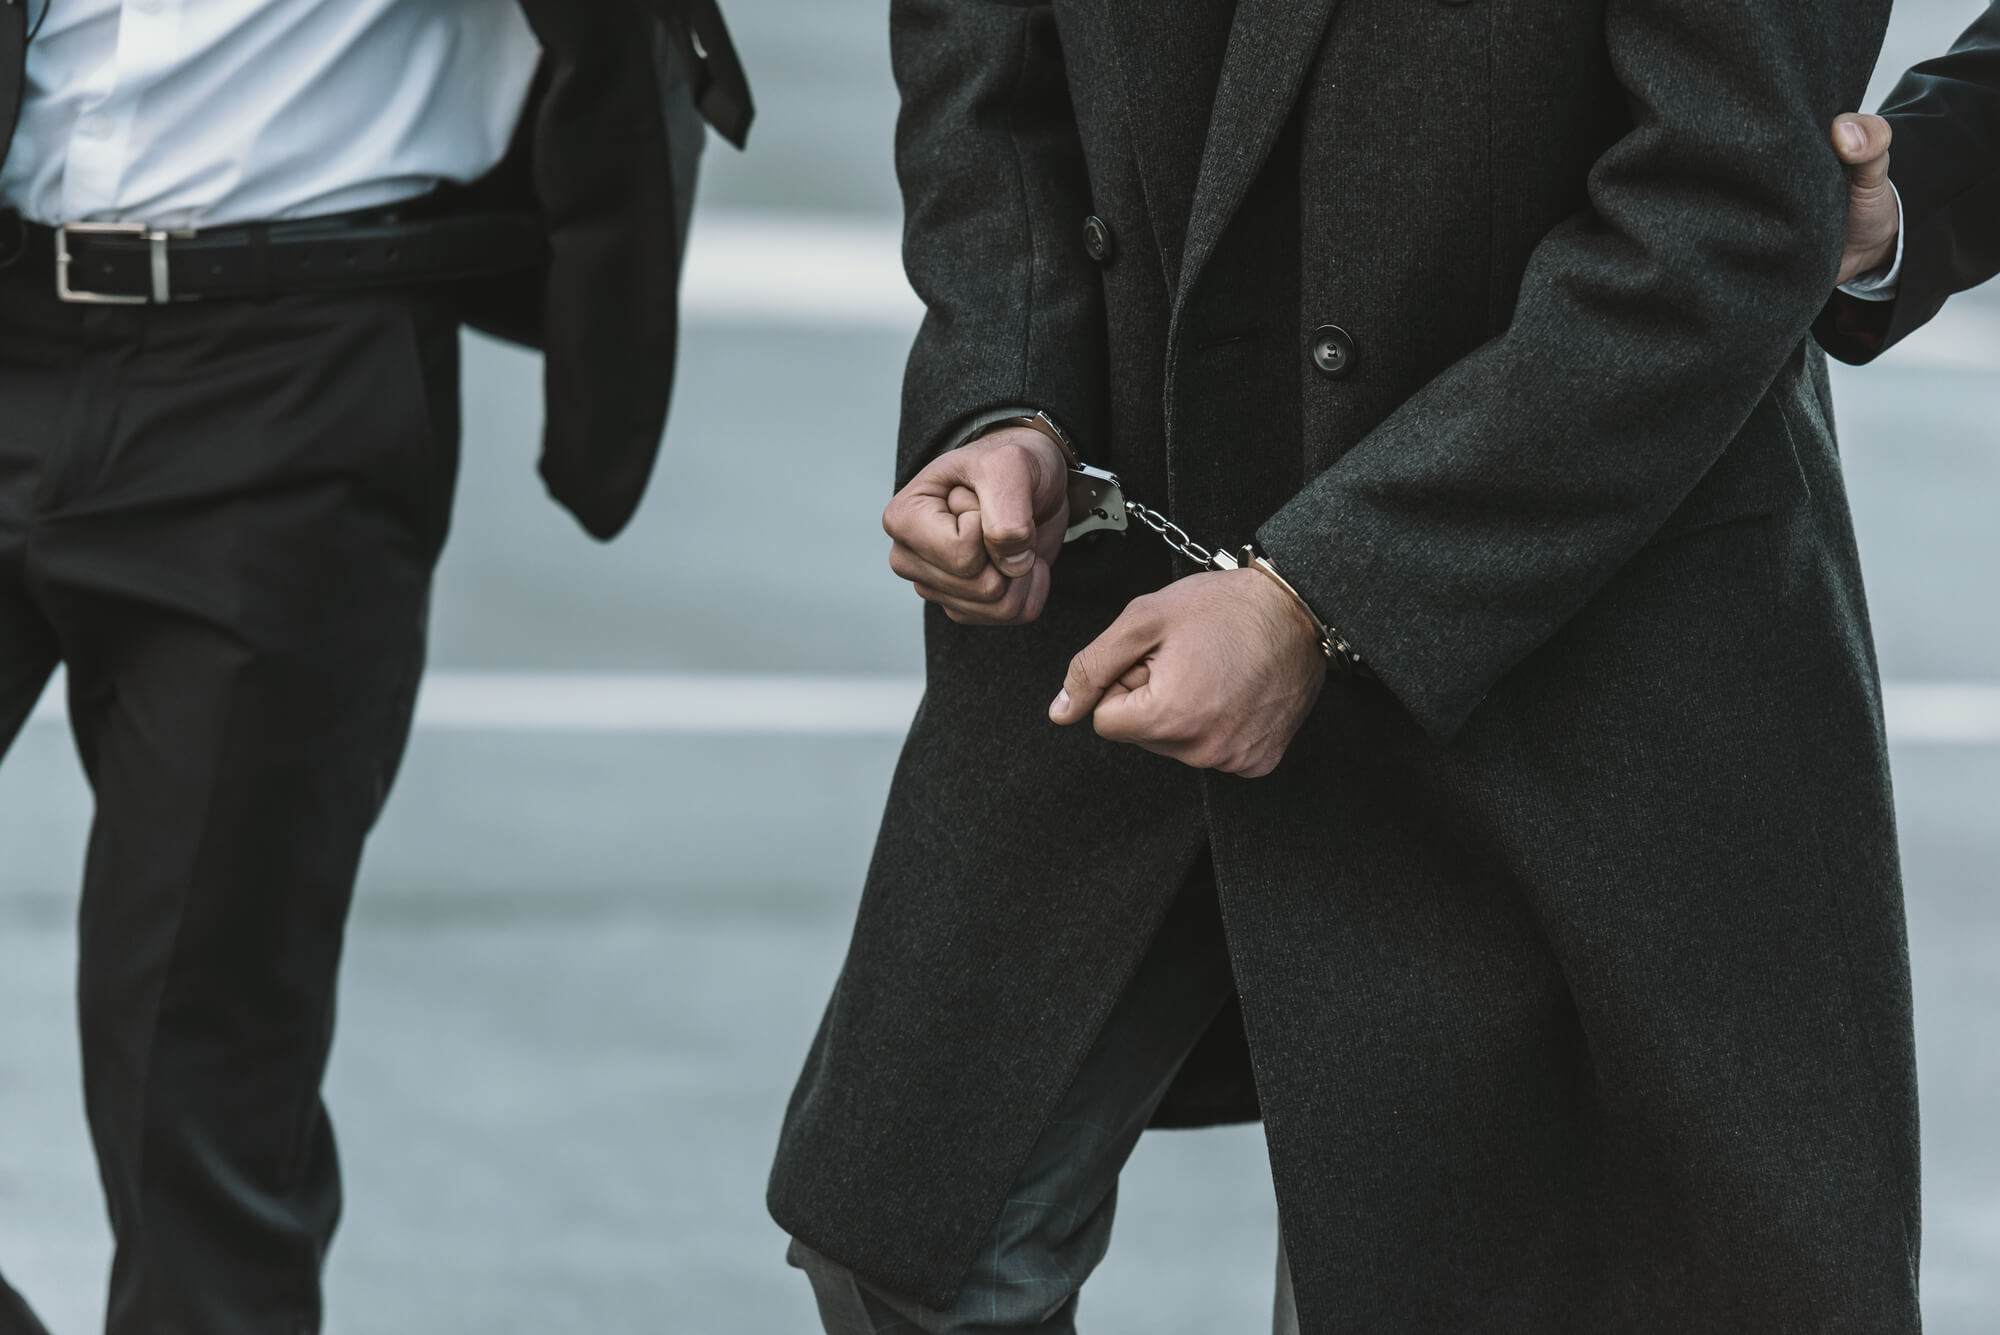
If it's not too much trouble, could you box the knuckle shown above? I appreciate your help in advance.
[995,439,1034,471]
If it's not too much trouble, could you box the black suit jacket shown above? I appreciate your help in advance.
[1818,0,2000,363]
[454,0,751,538]
[0,0,750,540]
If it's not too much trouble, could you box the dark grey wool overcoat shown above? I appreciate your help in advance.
[770,0,1922,1329]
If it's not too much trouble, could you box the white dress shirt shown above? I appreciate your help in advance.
[0,0,542,230]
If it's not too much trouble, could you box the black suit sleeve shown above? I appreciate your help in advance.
[1817,1,2000,363]
[1259,0,1890,742]
[889,0,1107,488]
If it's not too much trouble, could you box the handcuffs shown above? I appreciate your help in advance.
[987,412,1367,675]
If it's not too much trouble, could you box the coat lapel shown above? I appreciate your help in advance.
[1099,0,1242,294]
[1175,0,1339,315]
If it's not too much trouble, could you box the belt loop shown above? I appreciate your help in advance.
[247,222,270,301]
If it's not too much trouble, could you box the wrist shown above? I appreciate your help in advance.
[985,411,1079,468]
[1855,236,1897,281]
[964,423,1070,480]
[1242,565,1326,665]
[1238,547,1366,676]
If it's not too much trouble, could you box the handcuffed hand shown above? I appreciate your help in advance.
[883,427,1070,625]
[1832,113,1898,286]
[1049,570,1327,779]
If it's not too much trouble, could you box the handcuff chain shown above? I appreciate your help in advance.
[1006,405,1367,673]
[1122,496,1359,671]
[1124,500,1223,570]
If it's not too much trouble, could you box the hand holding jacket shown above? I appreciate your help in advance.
[1831,113,1901,286]
[1817,1,2000,362]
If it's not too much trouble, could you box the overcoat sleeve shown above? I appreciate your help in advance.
[891,0,1107,488]
[1257,0,1891,742]
[1817,1,2000,364]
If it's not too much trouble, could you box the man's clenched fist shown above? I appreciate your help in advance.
[883,426,1070,625]
[1833,113,1898,286]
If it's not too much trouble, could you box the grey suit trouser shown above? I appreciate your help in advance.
[789,862,1298,1335]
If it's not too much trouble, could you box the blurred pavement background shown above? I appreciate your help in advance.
[4,1,1998,1331]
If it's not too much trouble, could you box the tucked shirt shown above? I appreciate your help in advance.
[0,0,541,229]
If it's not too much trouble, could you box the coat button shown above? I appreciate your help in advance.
[1082,214,1115,264]
[1309,325,1356,379]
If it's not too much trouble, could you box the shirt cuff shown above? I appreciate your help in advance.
[1838,181,1904,302]
[947,406,1047,451]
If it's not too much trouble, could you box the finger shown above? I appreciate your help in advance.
[1088,676,1161,745]
[890,541,1011,603]
[1034,501,1069,566]
[884,490,988,579]
[1089,682,1216,770]
[1832,113,1900,285]
[1015,558,1053,625]
[916,563,1044,625]
[967,444,1047,578]
[1832,113,1892,183]
[1230,754,1280,780]
[1050,605,1159,724]
[915,579,1016,619]
[924,588,1036,626]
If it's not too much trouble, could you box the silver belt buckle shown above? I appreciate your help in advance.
[55,221,178,304]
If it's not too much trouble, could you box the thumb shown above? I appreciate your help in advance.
[1833,113,1892,188]
[1050,606,1159,726]
[967,441,1058,578]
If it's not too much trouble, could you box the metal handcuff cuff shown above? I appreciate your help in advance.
[991,412,1368,675]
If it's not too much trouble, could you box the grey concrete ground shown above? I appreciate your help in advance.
[4,1,2000,1332]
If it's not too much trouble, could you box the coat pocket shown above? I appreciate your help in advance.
[1649,388,1811,545]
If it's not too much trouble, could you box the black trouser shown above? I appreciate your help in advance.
[0,259,460,1335]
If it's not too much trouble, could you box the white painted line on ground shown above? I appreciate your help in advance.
[25,672,2000,744]
[680,211,921,329]
[408,671,924,734]
[26,670,923,735]
[1881,682,2000,744]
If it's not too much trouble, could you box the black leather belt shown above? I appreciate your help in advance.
[0,206,543,304]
